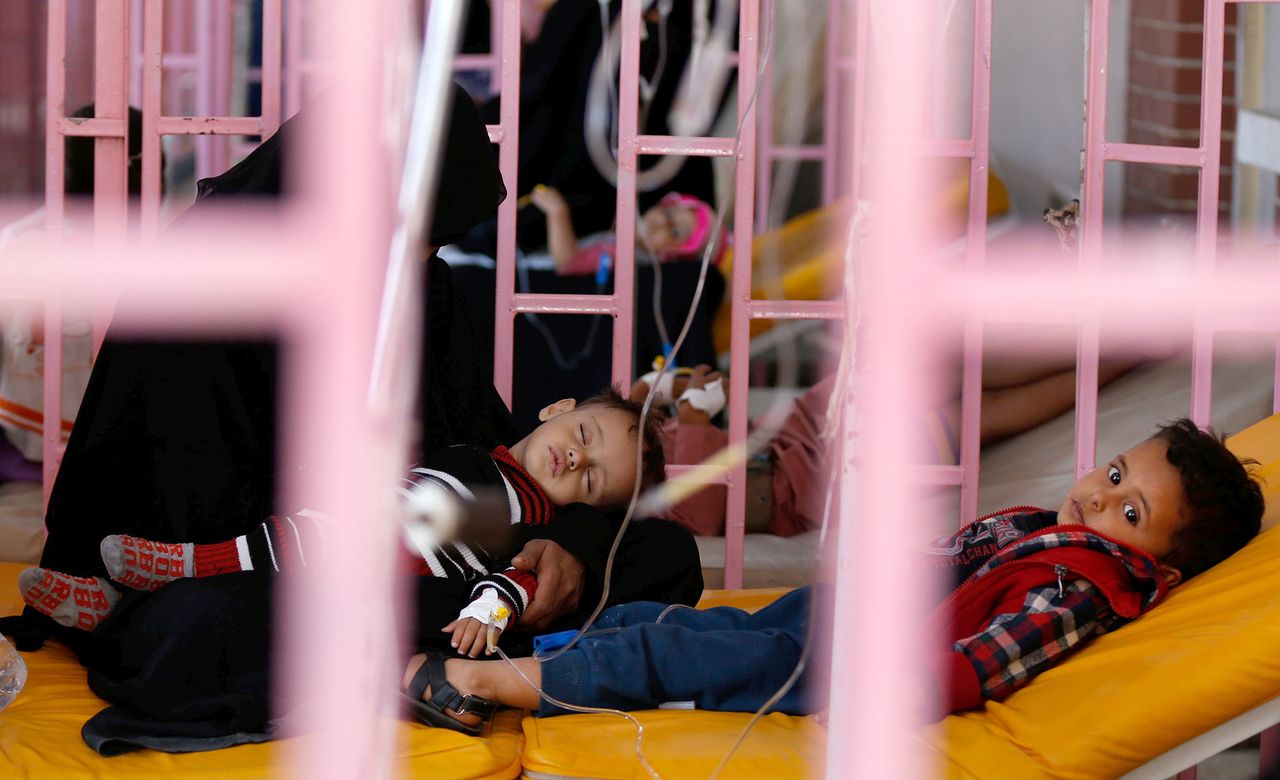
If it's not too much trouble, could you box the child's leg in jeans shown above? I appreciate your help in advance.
[540,587,819,715]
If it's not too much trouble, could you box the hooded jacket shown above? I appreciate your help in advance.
[923,508,1168,715]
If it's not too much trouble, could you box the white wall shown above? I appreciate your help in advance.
[987,0,1131,219]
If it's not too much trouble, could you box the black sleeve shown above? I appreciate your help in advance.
[520,508,704,625]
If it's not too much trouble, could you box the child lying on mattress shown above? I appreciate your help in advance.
[19,387,666,659]
[397,418,1263,732]
[528,184,726,275]
[639,355,1144,539]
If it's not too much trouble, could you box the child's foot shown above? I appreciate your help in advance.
[100,534,194,591]
[401,652,497,734]
[19,568,121,631]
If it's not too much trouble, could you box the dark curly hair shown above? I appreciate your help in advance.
[1152,418,1264,581]
[579,385,668,498]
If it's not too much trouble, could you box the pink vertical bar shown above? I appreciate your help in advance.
[612,0,641,392]
[45,0,67,232]
[1190,0,1228,427]
[42,0,68,507]
[261,0,284,134]
[140,0,164,238]
[723,0,761,590]
[821,0,839,204]
[129,0,143,103]
[285,0,302,118]
[492,0,523,406]
[1076,0,1111,477]
[195,0,214,181]
[94,0,131,231]
[754,0,774,230]
[93,0,130,354]
[956,0,993,526]
[490,0,503,93]
[829,0,929,771]
[847,0,868,203]
[280,0,394,774]
[209,0,233,176]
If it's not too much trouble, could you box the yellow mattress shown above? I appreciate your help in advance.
[915,411,1280,779]
[7,404,1277,780]
[0,560,524,778]
[519,587,822,779]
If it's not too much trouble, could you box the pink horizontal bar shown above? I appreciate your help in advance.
[635,134,736,157]
[453,53,495,71]
[765,145,827,161]
[925,139,977,159]
[1105,142,1204,167]
[746,300,845,320]
[59,118,127,137]
[486,125,504,143]
[156,116,268,135]
[510,293,618,315]
[909,464,964,485]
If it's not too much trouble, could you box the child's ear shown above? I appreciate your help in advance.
[1160,564,1183,588]
[538,399,577,422]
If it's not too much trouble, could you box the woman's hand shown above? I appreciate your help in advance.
[510,539,585,632]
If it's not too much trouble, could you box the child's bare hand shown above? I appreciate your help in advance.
[443,617,496,658]
[529,184,568,215]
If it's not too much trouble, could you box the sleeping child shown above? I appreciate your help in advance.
[396,418,1264,732]
[528,184,727,276]
[19,387,667,658]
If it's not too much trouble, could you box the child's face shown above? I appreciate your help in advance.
[641,201,699,254]
[1057,438,1185,585]
[511,401,640,509]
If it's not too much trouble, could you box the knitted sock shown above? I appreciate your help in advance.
[196,513,333,576]
[100,535,194,591]
[19,568,121,631]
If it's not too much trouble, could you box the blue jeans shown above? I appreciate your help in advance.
[538,586,823,716]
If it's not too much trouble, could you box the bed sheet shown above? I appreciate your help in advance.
[0,481,41,564]
[0,561,524,779]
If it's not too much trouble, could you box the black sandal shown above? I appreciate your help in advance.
[402,651,499,736]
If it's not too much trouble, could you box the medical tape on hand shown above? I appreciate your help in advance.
[638,369,677,404]
[458,588,511,631]
[679,377,726,417]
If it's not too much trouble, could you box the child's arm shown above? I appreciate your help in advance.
[529,185,578,272]
[443,567,538,656]
[940,578,1106,715]
[445,588,514,657]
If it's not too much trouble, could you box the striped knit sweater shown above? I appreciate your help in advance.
[400,444,555,624]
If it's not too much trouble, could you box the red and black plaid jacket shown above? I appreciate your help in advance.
[924,508,1167,714]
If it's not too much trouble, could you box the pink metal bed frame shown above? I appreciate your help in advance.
[25,0,1280,776]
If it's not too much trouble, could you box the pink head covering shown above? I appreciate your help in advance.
[656,192,731,264]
